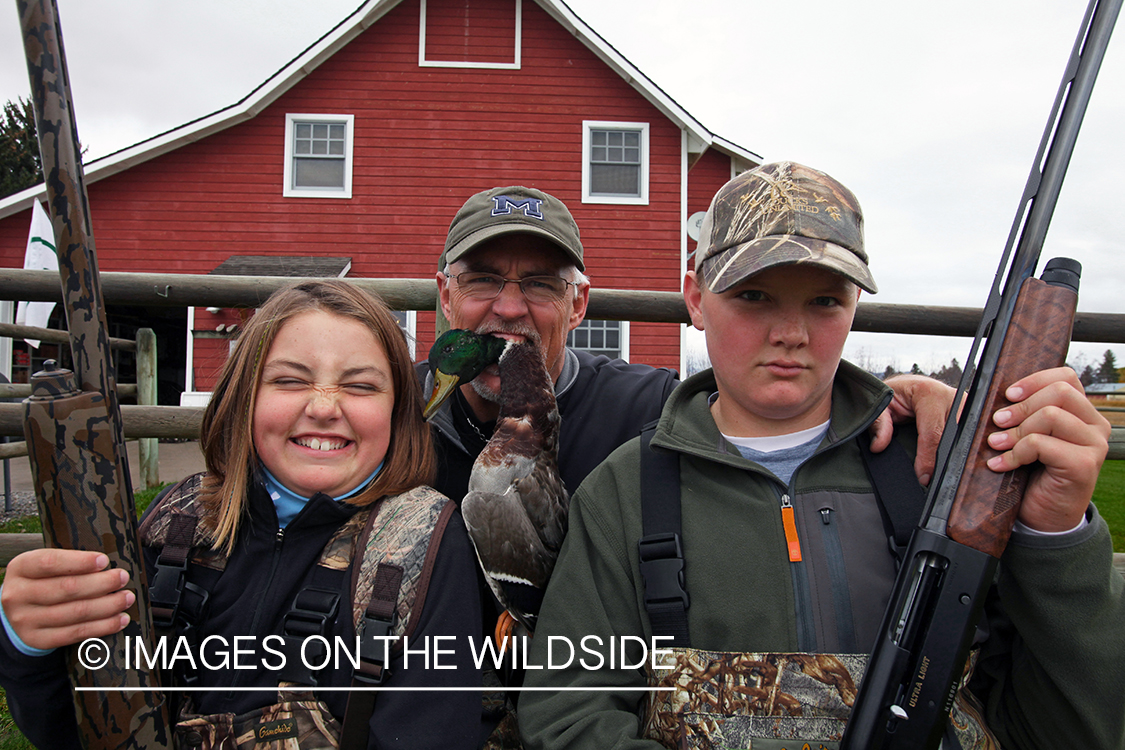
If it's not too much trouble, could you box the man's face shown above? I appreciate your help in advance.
[437,233,589,400]
[684,264,859,437]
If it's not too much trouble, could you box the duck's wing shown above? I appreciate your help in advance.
[462,478,557,628]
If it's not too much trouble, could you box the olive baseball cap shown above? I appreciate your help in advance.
[440,186,584,271]
[695,161,877,294]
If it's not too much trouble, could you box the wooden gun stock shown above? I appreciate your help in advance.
[948,270,1079,557]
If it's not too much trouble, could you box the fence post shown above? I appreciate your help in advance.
[136,327,159,488]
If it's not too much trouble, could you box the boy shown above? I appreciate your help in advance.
[518,162,1123,749]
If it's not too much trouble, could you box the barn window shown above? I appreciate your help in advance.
[283,114,354,198]
[582,121,649,205]
[567,319,628,361]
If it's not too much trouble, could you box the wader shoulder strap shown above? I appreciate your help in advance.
[140,473,218,634]
[338,488,455,750]
[858,437,926,560]
[637,422,691,648]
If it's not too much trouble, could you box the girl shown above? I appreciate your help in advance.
[0,280,484,748]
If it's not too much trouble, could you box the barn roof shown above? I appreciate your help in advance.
[0,0,759,220]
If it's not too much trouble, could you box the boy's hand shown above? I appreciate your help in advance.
[985,366,1110,533]
[870,375,957,485]
[1,548,133,651]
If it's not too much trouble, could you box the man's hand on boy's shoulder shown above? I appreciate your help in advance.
[985,367,1110,533]
[871,375,957,486]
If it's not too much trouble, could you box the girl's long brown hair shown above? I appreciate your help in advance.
[197,280,435,551]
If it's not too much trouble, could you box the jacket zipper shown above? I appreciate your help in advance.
[819,507,856,652]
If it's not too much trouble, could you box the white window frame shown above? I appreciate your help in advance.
[283,114,354,199]
[568,319,630,362]
[419,0,522,70]
[581,121,650,205]
[391,310,418,359]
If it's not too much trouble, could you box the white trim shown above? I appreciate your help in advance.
[283,114,355,199]
[620,320,631,362]
[419,0,522,70]
[400,309,418,359]
[184,306,195,394]
[581,120,649,205]
[680,128,689,378]
[0,301,12,382]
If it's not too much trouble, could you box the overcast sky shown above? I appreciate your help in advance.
[1,0,1122,374]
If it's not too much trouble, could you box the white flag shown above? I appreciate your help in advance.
[15,200,57,349]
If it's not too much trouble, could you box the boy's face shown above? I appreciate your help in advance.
[684,264,860,437]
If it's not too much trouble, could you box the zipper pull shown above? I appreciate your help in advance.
[820,508,831,525]
[781,494,802,562]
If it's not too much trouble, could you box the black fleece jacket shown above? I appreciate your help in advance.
[0,479,484,749]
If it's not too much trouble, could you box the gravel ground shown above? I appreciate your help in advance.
[0,491,37,526]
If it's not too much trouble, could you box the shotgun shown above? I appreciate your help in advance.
[18,0,171,747]
[841,0,1121,747]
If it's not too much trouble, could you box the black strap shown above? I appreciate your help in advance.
[339,563,404,750]
[637,422,691,648]
[275,565,346,686]
[149,514,198,630]
[859,436,927,560]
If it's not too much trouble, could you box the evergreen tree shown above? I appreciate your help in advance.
[882,364,897,380]
[1079,364,1096,388]
[1097,349,1118,384]
[910,363,923,375]
[933,358,963,387]
[0,97,42,198]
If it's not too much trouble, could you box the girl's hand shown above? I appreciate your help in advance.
[986,366,1110,533]
[1,548,133,651]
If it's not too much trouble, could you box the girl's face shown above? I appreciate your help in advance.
[252,310,394,498]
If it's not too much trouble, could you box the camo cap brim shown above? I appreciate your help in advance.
[696,161,877,295]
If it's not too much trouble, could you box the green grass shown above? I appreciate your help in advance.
[1093,460,1125,553]
[0,689,32,750]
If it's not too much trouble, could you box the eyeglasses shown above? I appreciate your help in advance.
[446,271,578,303]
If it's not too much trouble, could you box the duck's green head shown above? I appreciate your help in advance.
[423,329,507,419]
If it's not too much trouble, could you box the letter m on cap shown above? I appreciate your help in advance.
[492,195,544,220]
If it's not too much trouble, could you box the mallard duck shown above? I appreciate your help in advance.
[423,329,569,637]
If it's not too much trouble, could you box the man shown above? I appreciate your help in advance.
[419,185,952,507]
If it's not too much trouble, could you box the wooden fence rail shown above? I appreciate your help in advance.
[3,268,1125,341]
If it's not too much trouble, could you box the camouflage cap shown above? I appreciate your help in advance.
[440,186,584,271]
[695,161,877,294]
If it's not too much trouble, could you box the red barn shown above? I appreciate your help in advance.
[0,0,758,403]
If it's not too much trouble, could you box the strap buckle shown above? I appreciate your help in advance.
[149,558,188,630]
[353,612,396,685]
[637,532,690,609]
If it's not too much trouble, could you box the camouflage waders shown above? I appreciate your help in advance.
[641,648,1000,750]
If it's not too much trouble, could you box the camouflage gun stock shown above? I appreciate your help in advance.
[18,0,171,747]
